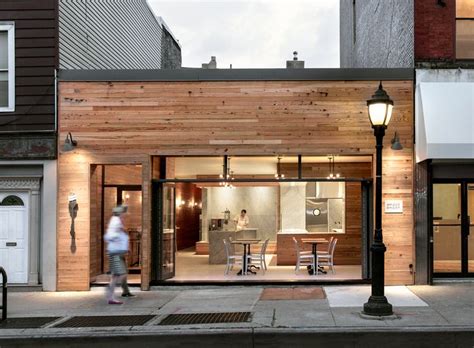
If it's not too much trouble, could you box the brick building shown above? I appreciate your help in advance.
[340,0,474,284]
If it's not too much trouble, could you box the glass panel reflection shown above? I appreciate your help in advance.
[456,20,474,59]
[433,184,462,273]
[469,184,474,273]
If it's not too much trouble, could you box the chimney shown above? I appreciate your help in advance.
[202,56,217,69]
[286,51,304,69]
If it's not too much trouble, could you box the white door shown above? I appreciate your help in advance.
[0,192,29,283]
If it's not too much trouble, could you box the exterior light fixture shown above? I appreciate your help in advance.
[367,82,393,128]
[63,132,77,152]
[363,82,394,317]
[391,131,403,150]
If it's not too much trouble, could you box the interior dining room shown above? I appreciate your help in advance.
[157,155,373,282]
[89,164,143,285]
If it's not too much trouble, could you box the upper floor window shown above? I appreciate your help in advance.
[0,23,14,112]
[456,0,474,59]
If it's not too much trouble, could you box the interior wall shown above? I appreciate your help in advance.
[176,183,202,250]
[204,186,278,242]
[105,165,142,185]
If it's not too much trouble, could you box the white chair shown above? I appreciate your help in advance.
[223,239,250,275]
[293,237,315,274]
[249,238,269,273]
[317,238,338,274]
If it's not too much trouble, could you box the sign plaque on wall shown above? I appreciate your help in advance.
[384,200,403,214]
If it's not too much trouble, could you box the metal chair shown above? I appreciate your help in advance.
[293,237,315,274]
[317,238,338,274]
[223,239,249,275]
[249,238,269,274]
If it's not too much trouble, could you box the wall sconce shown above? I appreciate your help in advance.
[63,132,77,152]
[391,131,403,150]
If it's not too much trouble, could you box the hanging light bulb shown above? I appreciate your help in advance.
[275,156,285,179]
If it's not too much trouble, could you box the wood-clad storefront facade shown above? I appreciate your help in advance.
[57,69,414,291]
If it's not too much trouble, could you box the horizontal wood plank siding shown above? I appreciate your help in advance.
[57,80,414,289]
[0,0,58,132]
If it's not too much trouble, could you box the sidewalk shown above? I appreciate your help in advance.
[0,283,473,347]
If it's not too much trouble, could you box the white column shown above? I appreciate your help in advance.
[28,188,40,284]
[279,182,307,232]
[41,160,57,291]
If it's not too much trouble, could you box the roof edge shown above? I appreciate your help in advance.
[58,68,414,82]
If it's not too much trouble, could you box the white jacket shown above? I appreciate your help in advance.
[104,216,129,254]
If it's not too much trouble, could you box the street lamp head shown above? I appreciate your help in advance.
[367,82,394,128]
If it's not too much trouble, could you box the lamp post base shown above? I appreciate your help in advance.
[363,295,393,317]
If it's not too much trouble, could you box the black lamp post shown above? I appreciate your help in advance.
[363,82,394,317]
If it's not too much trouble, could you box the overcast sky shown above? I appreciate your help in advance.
[148,0,340,68]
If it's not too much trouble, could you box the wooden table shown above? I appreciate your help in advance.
[301,238,329,275]
[231,239,261,275]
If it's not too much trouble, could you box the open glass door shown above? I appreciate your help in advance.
[154,183,176,281]
[468,184,474,274]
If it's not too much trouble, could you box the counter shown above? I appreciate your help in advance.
[208,228,258,264]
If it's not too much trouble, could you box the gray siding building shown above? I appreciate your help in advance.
[340,0,414,68]
[59,0,181,69]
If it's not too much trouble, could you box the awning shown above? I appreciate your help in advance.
[416,82,474,162]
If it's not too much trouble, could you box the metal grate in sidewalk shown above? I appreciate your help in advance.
[158,312,252,325]
[53,315,155,328]
[0,317,60,329]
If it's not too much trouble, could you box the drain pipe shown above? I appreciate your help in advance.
[0,267,7,321]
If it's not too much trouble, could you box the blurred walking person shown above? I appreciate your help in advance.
[104,205,135,304]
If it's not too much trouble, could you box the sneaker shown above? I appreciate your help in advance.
[108,299,123,305]
[121,292,136,298]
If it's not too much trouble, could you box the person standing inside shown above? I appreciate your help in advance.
[233,209,249,231]
[104,205,135,304]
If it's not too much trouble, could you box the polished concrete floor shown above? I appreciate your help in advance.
[172,249,363,282]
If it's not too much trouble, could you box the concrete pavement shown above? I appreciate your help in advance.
[0,283,473,347]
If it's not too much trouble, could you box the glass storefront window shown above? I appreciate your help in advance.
[433,184,462,273]
[456,0,474,59]
[169,157,223,179]
[230,156,298,179]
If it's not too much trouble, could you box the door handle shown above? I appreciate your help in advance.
[6,242,17,247]
[468,216,471,235]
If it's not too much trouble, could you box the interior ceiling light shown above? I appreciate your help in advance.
[327,155,340,179]
[275,156,285,180]
[219,156,234,188]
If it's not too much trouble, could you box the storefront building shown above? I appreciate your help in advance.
[56,68,414,291]
[414,0,474,283]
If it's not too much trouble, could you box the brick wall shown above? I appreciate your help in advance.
[415,0,455,61]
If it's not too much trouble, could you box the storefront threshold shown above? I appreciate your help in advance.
[151,279,371,286]
[433,278,474,284]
